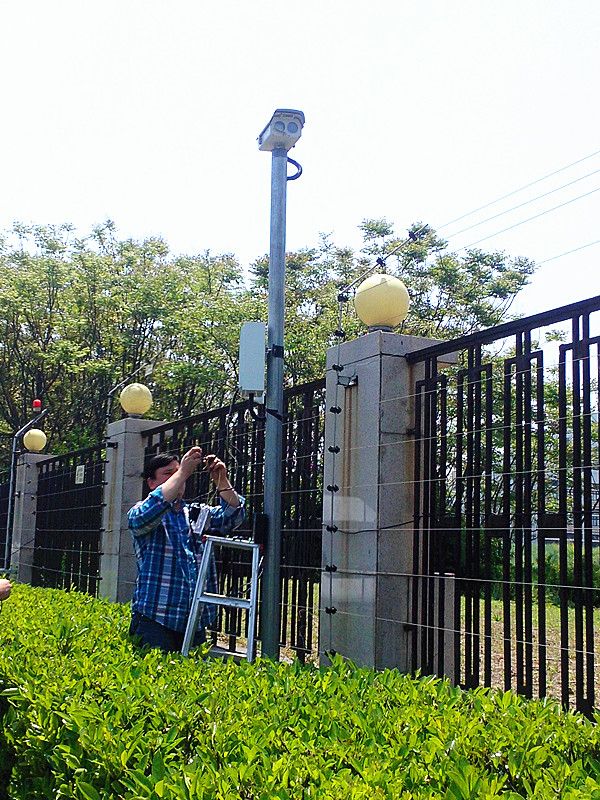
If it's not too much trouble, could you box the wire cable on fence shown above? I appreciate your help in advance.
[321,565,600,596]
[318,608,598,665]
[319,620,599,685]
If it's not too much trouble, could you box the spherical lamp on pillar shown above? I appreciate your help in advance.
[22,428,47,452]
[119,382,153,417]
[354,274,410,331]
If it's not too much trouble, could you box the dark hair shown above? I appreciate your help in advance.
[142,453,179,481]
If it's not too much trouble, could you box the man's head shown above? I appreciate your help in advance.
[143,453,180,491]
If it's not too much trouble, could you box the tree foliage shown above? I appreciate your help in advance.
[0,219,536,465]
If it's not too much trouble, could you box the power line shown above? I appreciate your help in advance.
[379,154,600,268]
[341,155,600,314]
[438,148,600,230]
[538,239,600,265]
[457,185,600,252]
[446,167,600,240]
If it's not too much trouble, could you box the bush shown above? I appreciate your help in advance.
[541,543,600,605]
[482,539,600,606]
[1,585,600,799]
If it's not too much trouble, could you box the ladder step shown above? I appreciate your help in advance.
[203,535,258,550]
[196,593,252,610]
[183,535,260,661]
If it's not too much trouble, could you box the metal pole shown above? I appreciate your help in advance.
[3,437,19,572]
[261,146,288,658]
[3,408,49,571]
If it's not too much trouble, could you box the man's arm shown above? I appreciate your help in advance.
[160,447,203,502]
[128,448,204,535]
[128,487,173,536]
[0,578,12,601]
[210,495,246,535]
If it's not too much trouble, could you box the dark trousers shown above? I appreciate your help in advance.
[129,611,206,653]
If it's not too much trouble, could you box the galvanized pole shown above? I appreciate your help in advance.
[261,146,288,659]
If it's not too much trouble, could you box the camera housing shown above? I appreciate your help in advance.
[257,109,305,152]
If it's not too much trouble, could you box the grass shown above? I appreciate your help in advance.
[458,598,600,707]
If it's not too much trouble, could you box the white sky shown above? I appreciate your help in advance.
[1,0,599,320]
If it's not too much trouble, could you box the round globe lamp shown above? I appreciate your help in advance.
[119,382,153,416]
[23,428,47,452]
[354,274,410,331]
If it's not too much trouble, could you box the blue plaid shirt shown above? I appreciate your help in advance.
[128,486,245,633]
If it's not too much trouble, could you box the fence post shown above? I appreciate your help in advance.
[10,452,52,582]
[320,330,455,676]
[99,417,163,604]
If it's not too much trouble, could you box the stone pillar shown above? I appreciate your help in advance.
[99,417,163,604]
[11,452,51,583]
[320,331,456,677]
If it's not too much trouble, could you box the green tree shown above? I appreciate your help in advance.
[249,219,535,385]
[0,218,536,467]
[0,223,250,464]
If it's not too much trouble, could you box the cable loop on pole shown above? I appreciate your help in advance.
[286,157,302,181]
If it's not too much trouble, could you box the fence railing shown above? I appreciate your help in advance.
[407,294,600,714]
[31,446,106,596]
[141,380,326,661]
[9,294,599,711]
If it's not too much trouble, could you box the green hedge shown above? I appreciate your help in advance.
[1,585,600,799]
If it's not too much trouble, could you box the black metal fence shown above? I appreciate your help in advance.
[0,469,9,572]
[141,379,326,661]
[31,446,106,595]
[407,295,600,714]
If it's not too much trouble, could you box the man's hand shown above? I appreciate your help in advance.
[203,454,240,508]
[158,447,203,504]
[179,447,204,479]
[203,454,228,488]
[0,578,12,601]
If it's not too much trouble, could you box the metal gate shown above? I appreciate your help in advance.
[142,379,325,661]
[32,446,106,595]
[408,295,600,714]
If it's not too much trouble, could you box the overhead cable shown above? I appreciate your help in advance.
[538,238,600,265]
[439,147,600,230]
[457,185,600,252]
[445,167,600,239]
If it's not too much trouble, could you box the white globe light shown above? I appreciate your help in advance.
[119,382,153,415]
[23,428,47,452]
[354,274,410,329]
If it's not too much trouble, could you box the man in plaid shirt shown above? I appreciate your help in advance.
[128,446,245,652]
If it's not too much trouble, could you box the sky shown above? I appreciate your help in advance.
[1,0,599,322]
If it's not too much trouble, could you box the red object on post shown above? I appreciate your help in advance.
[32,398,42,412]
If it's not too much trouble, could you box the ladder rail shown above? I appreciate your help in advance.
[182,535,260,661]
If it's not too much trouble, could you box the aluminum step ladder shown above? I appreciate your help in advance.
[181,535,261,661]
